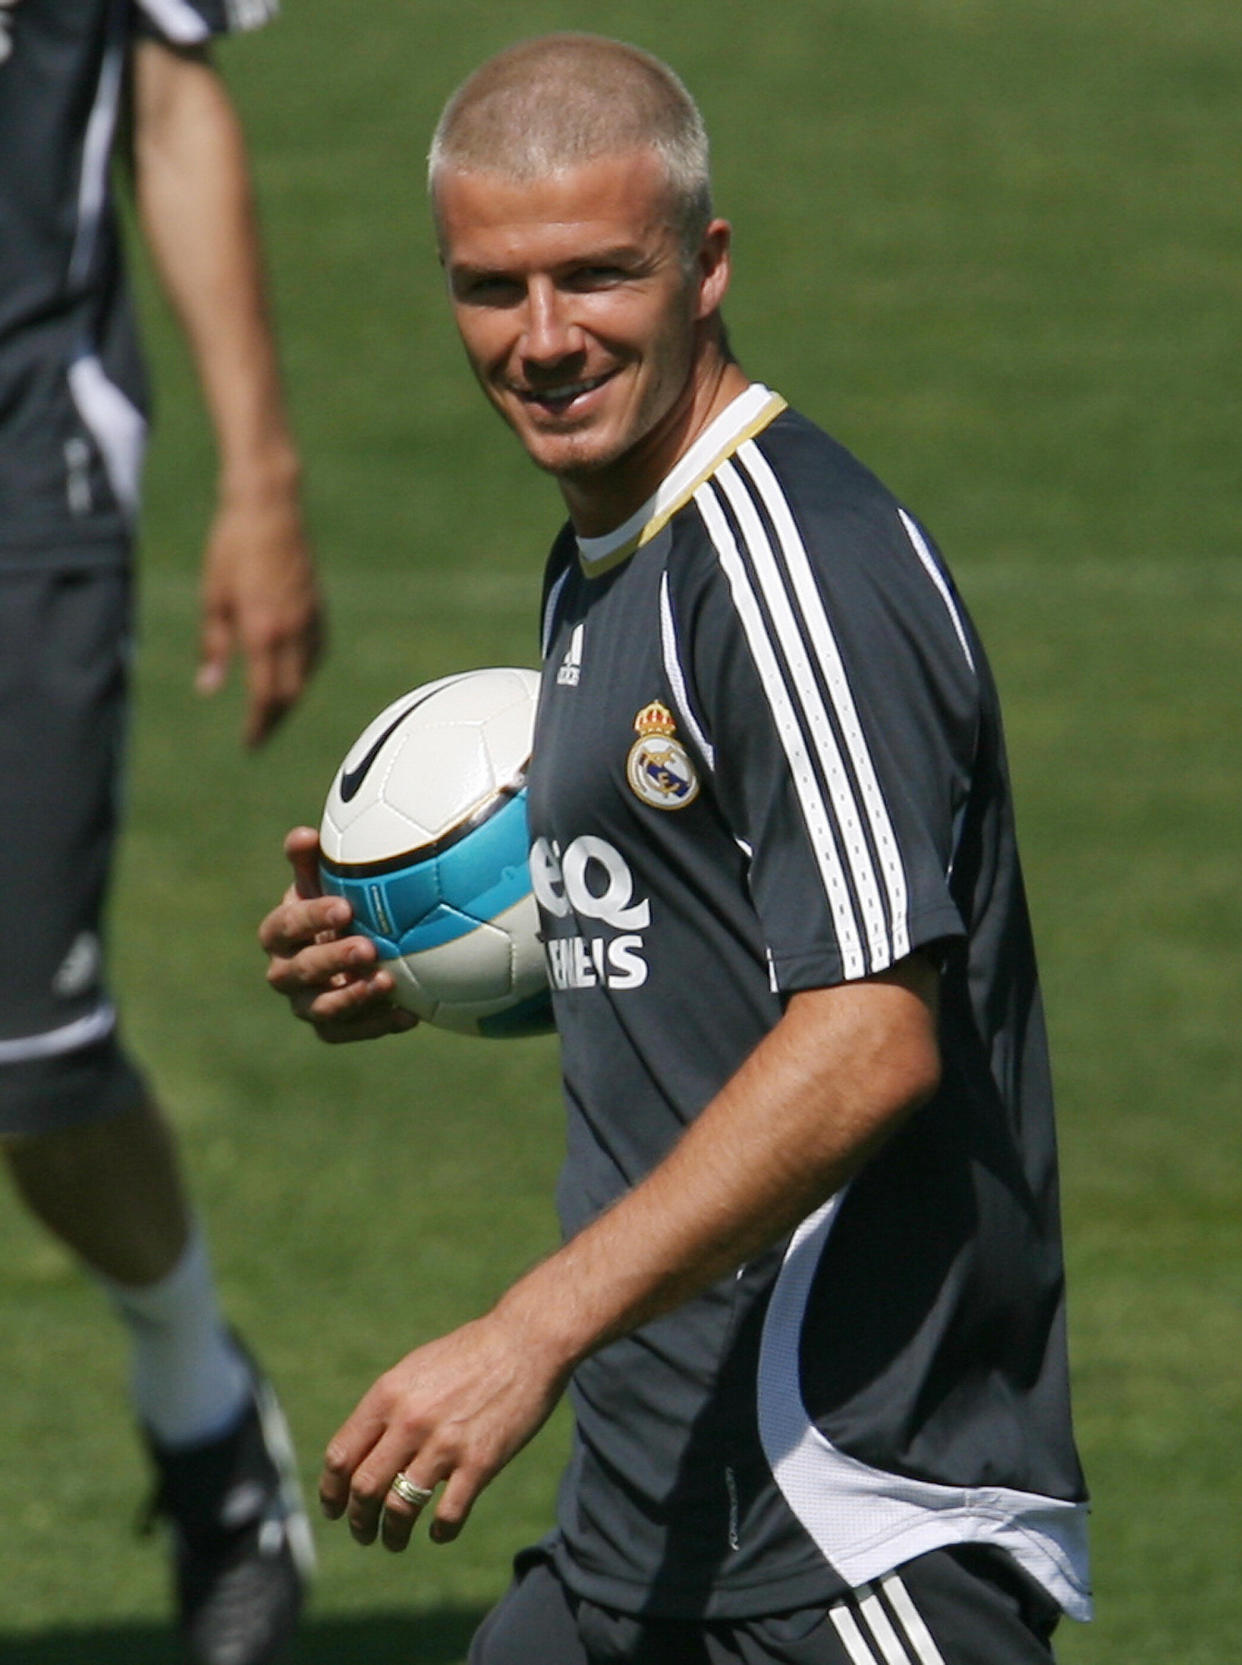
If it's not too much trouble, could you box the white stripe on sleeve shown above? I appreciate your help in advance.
[737,440,912,964]
[695,479,867,979]
[715,458,896,969]
[134,0,213,42]
[226,0,280,28]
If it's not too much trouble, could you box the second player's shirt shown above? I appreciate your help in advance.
[0,0,276,565]
[527,384,1091,1621]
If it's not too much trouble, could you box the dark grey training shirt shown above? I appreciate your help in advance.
[528,385,1090,1622]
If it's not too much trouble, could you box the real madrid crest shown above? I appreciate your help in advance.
[626,700,700,811]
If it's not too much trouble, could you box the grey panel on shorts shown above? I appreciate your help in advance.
[0,562,146,1132]
[468,1544,1060,1665]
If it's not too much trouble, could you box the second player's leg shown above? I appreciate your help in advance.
[5,1093,189,1284]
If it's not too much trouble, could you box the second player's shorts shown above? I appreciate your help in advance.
[0,559,147,1136]
[469,1541,1062,1665]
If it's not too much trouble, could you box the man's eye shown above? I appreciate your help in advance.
[458,275,522,304]
[569,266,626,289]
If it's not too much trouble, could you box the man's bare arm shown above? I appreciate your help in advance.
[320,954,941,1550]
[131,39,322,746]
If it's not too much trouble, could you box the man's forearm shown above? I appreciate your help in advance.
[131,38,298,496]
[494,956,942,1377]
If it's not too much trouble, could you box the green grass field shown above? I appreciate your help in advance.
[1,1,1239,1658]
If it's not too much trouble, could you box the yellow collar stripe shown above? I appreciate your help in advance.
[576,387,788,577]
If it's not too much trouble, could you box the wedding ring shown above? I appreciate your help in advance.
[389,1471,434,1507]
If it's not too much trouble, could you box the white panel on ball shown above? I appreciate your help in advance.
[319,667,553,1037]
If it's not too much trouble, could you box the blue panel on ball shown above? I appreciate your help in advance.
[320,789,532,956]
[318,871,400,953]
[381,862,442,936]
[435,790,533,922]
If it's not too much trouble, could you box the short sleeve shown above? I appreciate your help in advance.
[132,0,278,45]
[673,431,979,989]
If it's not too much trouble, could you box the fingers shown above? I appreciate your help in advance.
[317,1334,521,1556]
[429,1468,478,1545]
[242,622,323,749]
[263,927,412,1038]
[196,606,231,699]
[243,679,293,750]
[271,939,379,1007]
[303,991,418,1045]
[259,833,418,1041]
[321,1430,481,1554]
[320,1407,429,1547]
[259,891,355,961]
[195,499,324,749]
[319,1405,389,1537]
[379,1474,435,1553]
[376,1472,479,1551]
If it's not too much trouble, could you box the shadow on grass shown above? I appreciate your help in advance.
[0,1605,488,1664]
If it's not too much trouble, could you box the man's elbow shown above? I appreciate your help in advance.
[900,1035,942,1116]
[880,949,942,1116]
[864,1030,940,1147]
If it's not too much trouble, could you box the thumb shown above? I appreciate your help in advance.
[284,826,324,899]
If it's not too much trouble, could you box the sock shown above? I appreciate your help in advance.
[100,1227,252,1450]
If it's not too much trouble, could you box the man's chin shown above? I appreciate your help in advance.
[519,431,618,481]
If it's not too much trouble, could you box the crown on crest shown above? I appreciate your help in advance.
[634,701,677,738]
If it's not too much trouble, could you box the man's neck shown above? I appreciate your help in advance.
[561,357,752,538]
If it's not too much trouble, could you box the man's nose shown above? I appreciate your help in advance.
[521,277,582,364]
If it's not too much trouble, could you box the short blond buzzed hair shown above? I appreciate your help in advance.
[428,34,713,258]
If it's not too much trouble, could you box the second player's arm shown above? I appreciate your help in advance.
[322,952,941,1547]
[131,37,322,746]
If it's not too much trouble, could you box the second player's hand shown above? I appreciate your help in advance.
[260,826,416,1042]
[319,1307,569,1552]
[197,484,324,748]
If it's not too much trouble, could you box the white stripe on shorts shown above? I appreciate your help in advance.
[858,1583,917,1664]
[878,1572,950,1665]
[829,1601,883,1664]
[0,1003,116,1065]
[827,1574,949,1665]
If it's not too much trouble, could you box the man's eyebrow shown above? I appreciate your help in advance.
[564,243,649,266]
[449,242,654,279]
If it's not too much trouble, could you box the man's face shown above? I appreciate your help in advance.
[435,150,730,530]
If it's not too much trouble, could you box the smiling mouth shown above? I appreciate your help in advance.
[517,372,614,414]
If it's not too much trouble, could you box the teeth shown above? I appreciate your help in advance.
[525,375,606,403]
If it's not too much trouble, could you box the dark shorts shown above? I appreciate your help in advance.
[0,561,147,1135]
[469,1543,1062,1665]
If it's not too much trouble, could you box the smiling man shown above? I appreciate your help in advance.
[435,144,739,531]
[261,33,1090,1665]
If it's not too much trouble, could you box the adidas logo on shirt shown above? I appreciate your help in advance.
[557,623,585,687]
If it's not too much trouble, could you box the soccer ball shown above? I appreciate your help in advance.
[318,667,553,1038]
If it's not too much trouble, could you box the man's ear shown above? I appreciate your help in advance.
[695,218,733,320]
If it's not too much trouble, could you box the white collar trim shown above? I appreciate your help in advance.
[575,383,784,572]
